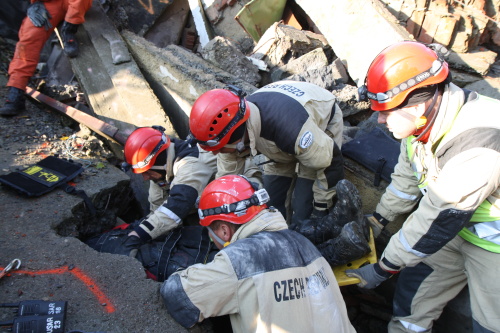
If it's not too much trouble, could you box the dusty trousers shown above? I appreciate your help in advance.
[7,0,92,90]
[388,235,500,333]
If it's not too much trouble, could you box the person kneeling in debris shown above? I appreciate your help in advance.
[123,126,218,243]
[161,175,356,333]
[1,0,93,116]
[85,126,261,281]
[85,125,216,279]
[188,81,344,224]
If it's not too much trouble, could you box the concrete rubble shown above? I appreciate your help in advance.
[1,0,499,332]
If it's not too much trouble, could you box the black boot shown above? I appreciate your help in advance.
[296,179,369,244]
[316,221,371,267]
[0,87,26,116]
[61,21,80,58]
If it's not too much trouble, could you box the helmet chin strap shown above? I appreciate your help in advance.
[207,226,230,247]
[223,128,248,153]
[412,85,443,143]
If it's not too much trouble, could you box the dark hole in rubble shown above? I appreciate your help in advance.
[56,180,144,242]
[45,121,146,241]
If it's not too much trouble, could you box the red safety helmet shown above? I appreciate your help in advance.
[123,126,170,174]
[359,41,449,111]
[189,85,250,151]
[198,175,269,226]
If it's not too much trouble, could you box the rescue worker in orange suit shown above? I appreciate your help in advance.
[188,81,344,225]
[161,174,356,333]
[0,0,92,116]
[345,41,500,333]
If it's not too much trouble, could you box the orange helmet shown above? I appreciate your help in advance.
[358,41,449,111]
[189,85,250,151]
[198,175,269,226]
[123,126,170,174]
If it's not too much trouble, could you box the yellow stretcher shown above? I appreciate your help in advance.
[333,228,378,286]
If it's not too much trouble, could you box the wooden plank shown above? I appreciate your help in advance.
[70,1,175,136]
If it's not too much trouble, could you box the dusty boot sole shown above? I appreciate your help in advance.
[317,221,371,267]
[297,179,368,244]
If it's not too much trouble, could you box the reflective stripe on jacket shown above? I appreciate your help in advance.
[379,83,500,268]
[405,91,500,252]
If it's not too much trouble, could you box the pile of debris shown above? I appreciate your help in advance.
[1,0,499,332]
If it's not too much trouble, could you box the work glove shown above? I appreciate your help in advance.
[345,263,393,289]
[27,2,52,30]
[366,212,389,238]
[116,235,143,257]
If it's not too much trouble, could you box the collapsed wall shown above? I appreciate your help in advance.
[121,30,258,139]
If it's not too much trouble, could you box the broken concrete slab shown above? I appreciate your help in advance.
[464,76,500,99]
[286,58,351,91]
[447,47,498,75]
[144,0,191,48]
[68,1,176,155]
[251,23,330,68]
[0,150,193,332]
[121,30,258,138]
[201,36,261,86]
[295,0,412,86]
[271,47,330,82]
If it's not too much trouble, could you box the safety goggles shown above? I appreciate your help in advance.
[190,85,247,148]
[198,188,270,219]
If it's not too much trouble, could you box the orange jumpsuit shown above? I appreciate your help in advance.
[7,0,92,90]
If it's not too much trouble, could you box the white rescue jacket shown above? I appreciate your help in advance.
[161,209,355,333]
[376,83,500,270]
[216,80,344,208]
[135,140,216,240]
